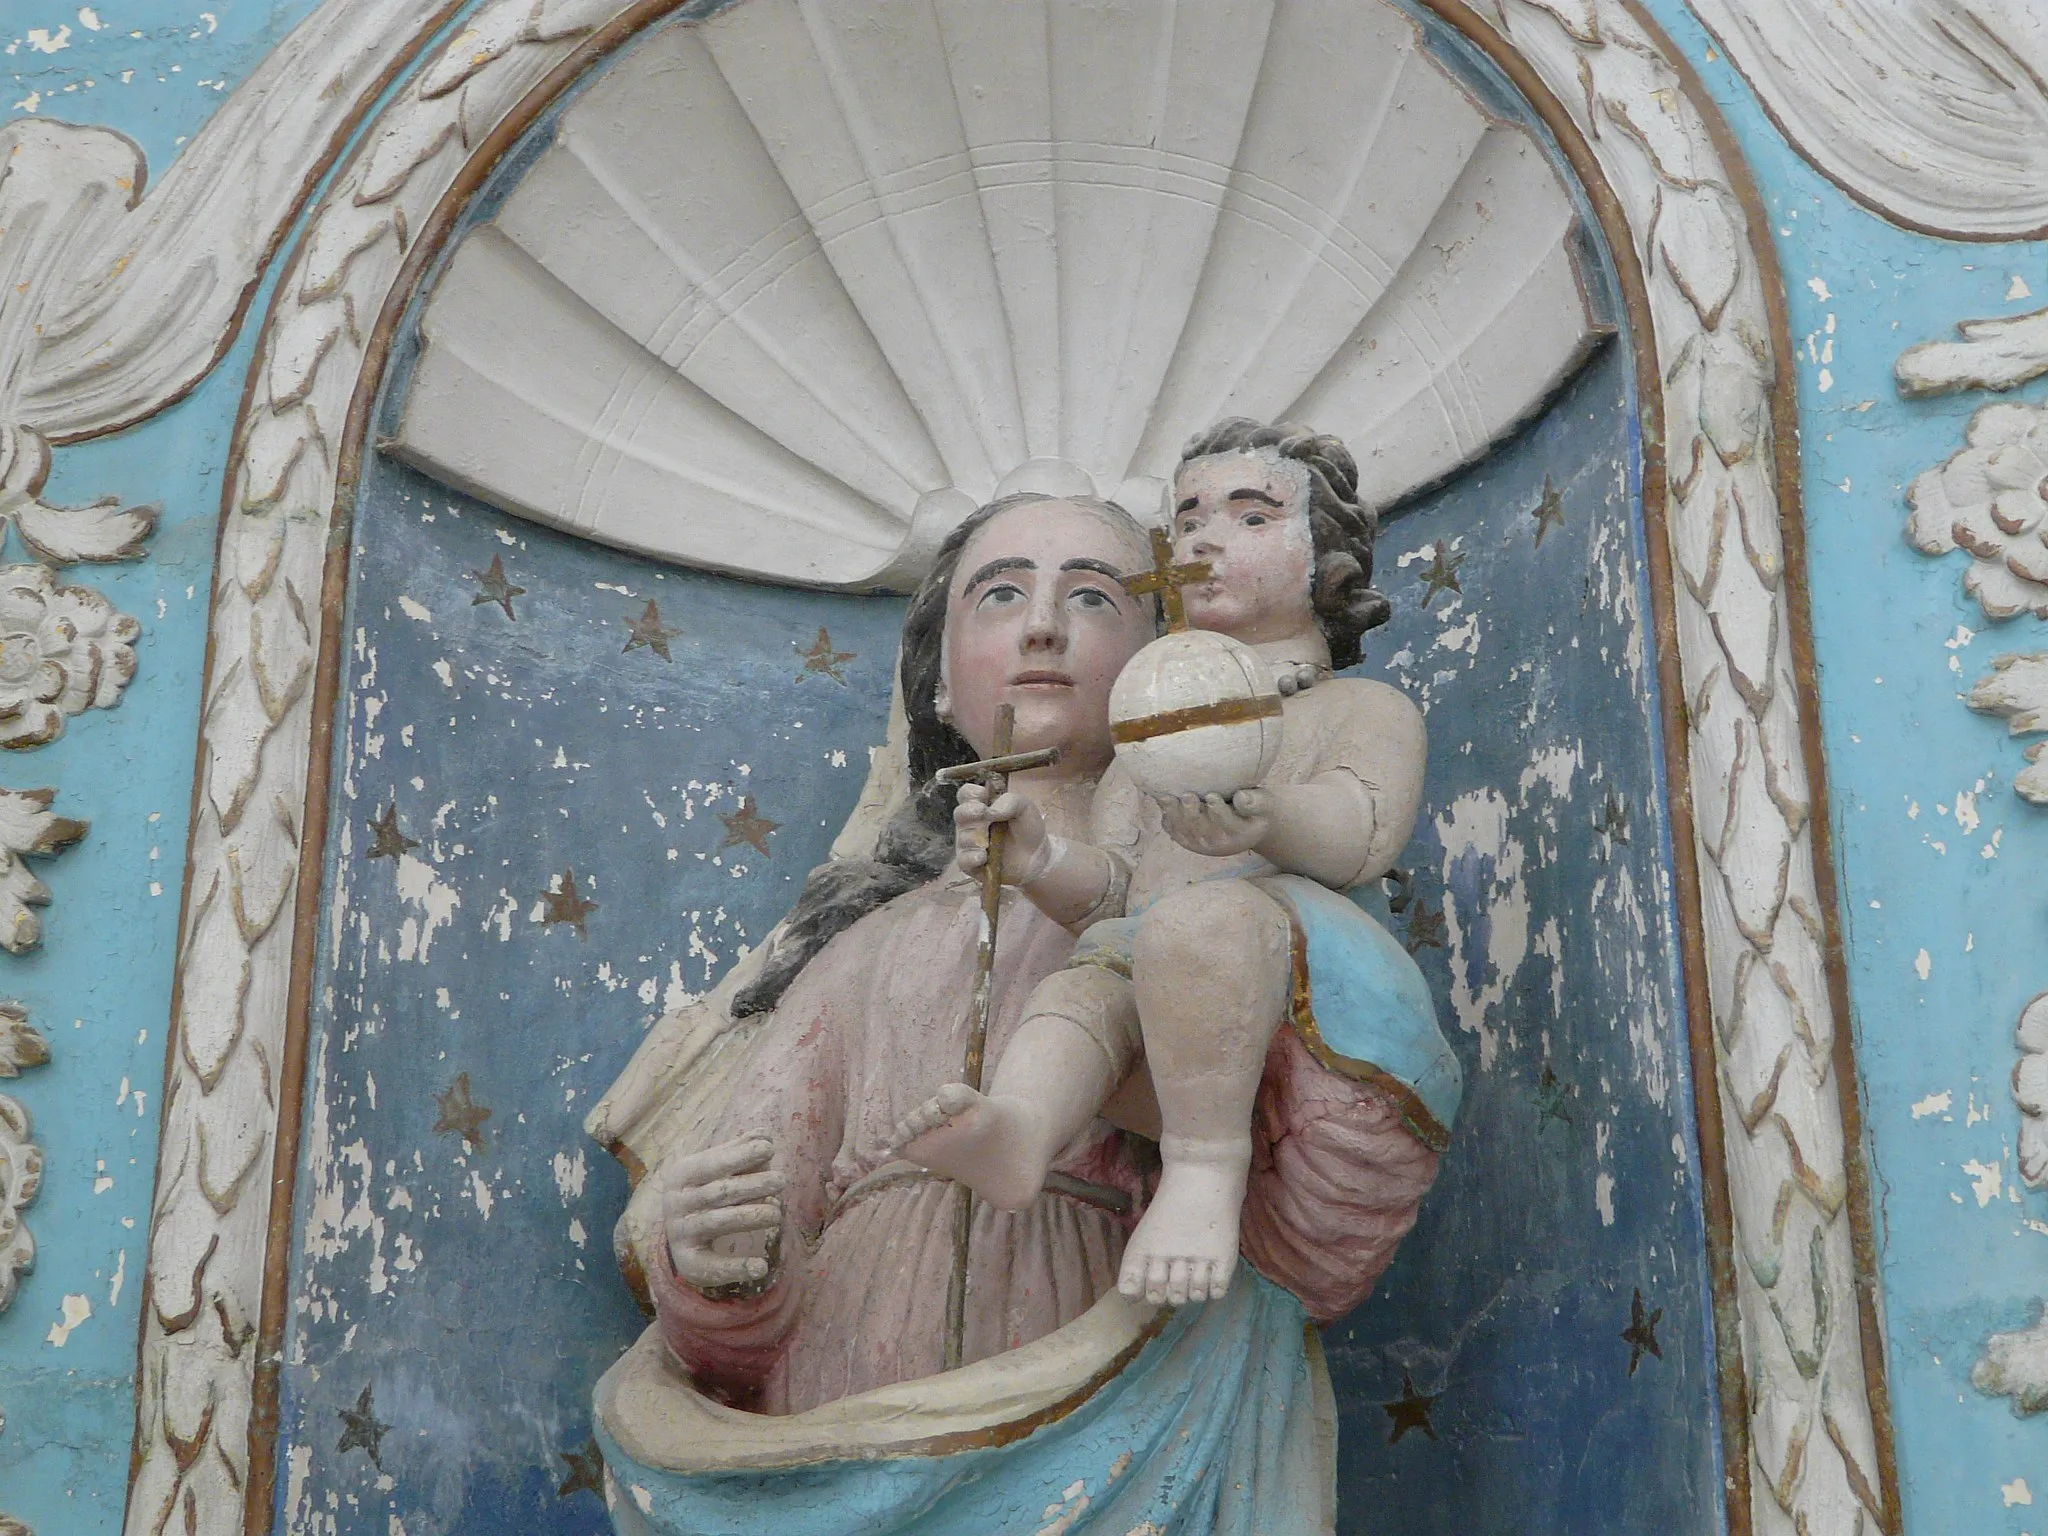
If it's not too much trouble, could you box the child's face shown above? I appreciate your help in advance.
[1171,452,1318,645]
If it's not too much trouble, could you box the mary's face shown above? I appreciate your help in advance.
[939,500,1155,780]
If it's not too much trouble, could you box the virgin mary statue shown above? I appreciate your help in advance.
[380,1,1610,1530]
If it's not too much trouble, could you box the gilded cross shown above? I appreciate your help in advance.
[1118,526,1213,632]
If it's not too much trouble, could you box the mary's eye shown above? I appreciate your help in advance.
[976,582,1025,609]
[1070,586,1115,612]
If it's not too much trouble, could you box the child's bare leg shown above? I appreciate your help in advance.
[890,966,1139,1210]
[1122,880,1291,1305]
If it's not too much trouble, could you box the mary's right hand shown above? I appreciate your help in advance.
[954,784,1047,881]
[660,1135,786,1294]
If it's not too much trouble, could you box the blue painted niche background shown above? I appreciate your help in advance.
[272,8,1724,1534]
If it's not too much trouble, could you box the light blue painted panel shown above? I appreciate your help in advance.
[0,6,328,1533]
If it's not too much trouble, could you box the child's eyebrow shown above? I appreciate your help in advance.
[1175,496,1199,513]
[961,556,1034,593]
[1228,488,1285,507]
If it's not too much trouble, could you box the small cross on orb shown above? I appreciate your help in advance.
[1118,526,1214,633]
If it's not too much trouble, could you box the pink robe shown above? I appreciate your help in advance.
[649,870,1440,1414]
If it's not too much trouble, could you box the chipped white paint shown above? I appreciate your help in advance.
[1433,788,1526,1072]
[1911,1090,1952,1121]
[44,1289,89,1345]
[391,852,459,963]
[2006,1478,2036,1506]
[1962,1159,2003,1209]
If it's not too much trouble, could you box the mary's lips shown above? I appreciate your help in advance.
[1011,670,1074,686]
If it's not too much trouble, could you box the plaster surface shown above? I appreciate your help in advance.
[0,3,2039,1534]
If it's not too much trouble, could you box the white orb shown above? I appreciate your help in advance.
[1109,631,1283,797]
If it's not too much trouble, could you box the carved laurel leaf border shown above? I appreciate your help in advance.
[132,1,1897,1533]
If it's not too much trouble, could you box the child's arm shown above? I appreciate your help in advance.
[954,783,1133,930]
[1157,684,1426,889]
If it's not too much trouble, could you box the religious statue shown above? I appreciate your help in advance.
[590,421,1462,1535]
[891,420,1461,1310]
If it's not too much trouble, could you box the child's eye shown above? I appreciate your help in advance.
[1242,513,1268,527]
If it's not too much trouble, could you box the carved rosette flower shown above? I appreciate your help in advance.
[0,564,139,749]
[1906,401,2048,621]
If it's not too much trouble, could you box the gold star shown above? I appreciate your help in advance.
[1417,541,1463,608]
[541,867,598,937]
[365,802,419,861]
[1535,1064,1574,1132]
[1382,1373,1439,1443]
[1531,475,1565,547]
[623,600,681,662]
[1596,791,1631,853]
[467,554,526,620]
[336,1383,392,1469]
[557,1440,605,1500]
[1404,898,1446,954]
[432,1073,492,1151]
[795,626,855,684]
[718,796,779,859]
[1622,1288,1664,1375]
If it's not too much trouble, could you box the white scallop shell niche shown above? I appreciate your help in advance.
[388,0,1607,591]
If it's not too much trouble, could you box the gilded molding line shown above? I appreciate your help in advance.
[123,1,1895,1533]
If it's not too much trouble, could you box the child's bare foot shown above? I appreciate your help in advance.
[1117,1137,1252,1305]
[888,1083,1051,1211]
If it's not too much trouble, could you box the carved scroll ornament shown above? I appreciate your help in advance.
[129,1,1889,1533]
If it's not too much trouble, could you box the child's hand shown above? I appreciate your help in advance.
[954,783,1048,880]
[1155,789,1272,857]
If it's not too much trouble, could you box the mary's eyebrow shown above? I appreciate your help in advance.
[1228,488,1285,507]
[1060,556,1127,582]
[962,555,1034,593]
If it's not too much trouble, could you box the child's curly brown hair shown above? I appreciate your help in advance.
[1178,417,1391,670]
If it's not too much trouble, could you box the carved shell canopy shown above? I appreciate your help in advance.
[390,0,1604,591]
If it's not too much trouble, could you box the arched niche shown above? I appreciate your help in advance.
[134,3,1896,1534]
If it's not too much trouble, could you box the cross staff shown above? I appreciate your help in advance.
[931,701,1059,1369]
[1118,525,1213,632]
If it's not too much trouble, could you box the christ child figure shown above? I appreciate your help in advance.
[892,418,1458,1308]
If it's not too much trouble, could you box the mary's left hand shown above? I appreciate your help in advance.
[1156,789,1273,857]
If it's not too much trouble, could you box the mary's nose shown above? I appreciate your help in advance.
[1020,586,1067,651]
